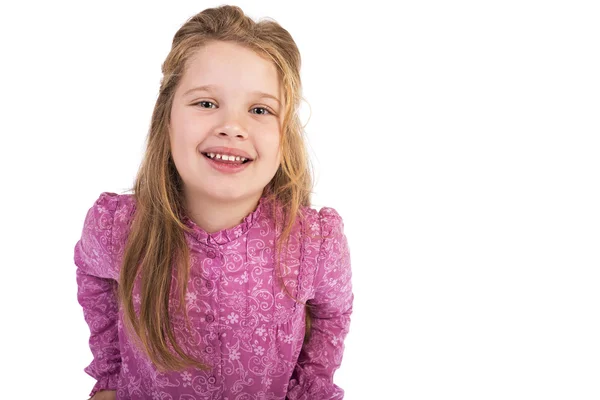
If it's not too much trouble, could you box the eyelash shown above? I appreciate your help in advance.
[194,101,274,116]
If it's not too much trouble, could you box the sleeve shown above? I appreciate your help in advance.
[287,207,354,400]
[74,192,122,398]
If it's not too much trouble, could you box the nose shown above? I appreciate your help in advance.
[218,129,247,139]
[217,109,249,139]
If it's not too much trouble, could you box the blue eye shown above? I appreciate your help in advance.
[197,101,216,109]
[194,101,273,115]
[251,107,272,115]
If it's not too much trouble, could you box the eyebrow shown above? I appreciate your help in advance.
[183,84,281,105]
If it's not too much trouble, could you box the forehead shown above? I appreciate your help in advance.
[180,41,281,96]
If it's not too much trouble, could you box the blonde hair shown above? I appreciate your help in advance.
[118,5,314,372]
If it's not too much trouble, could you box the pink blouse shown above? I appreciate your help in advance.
[74,192,353,399]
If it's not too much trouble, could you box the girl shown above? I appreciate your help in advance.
[74,5,353,400]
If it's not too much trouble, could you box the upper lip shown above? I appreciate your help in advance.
[201,146,254,160]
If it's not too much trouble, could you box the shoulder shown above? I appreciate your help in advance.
[80,192,119,240]
[75,192,120,279]
[75,192,136,279]
[297,205,351,304]
[299,205,345,241]
[81,191,136,254]
[85,191,135,224]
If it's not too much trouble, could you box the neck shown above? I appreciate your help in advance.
[183,191,263,234]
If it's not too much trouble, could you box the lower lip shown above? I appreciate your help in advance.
[203,155,252,174]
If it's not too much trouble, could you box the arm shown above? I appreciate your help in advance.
[74,192,122,398]
[287,208,354,400]
[89,391,116,400]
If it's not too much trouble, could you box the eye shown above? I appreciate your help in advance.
[251,107,273,116]
[195,101,217,109]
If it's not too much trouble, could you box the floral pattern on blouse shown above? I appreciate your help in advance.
[74,192,353,399]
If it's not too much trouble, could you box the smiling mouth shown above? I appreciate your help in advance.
[201,152,253,164]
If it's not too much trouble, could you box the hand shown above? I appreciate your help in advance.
[89,390,116,400]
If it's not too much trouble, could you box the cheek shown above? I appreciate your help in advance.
[170,105,197,144]
[275,145,282,165]
[269,135,282,166]
[256,129,281,161]
[168,131,194,171]
[169,122,197,158]
[168,127,182,158]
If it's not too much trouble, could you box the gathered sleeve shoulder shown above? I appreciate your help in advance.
[74,192,122,397]
[74,192,121,280]
[288,207,353,399]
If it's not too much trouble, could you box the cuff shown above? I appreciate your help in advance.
[89,373,119,398]
[287,371,344,400]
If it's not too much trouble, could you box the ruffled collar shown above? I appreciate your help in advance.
[181,195,267,247]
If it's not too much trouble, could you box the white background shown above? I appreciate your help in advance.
[1,1,599,399]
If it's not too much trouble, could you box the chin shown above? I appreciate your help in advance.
[205,187,256,203]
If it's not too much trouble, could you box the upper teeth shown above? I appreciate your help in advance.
[206,153,248,162]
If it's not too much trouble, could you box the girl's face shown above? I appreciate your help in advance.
[169,40,283,206]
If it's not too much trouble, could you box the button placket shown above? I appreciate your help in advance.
[180,202,264,391]
[203,245,225,383]
[204,246,219,290]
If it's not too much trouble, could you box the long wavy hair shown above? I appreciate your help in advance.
[117,5,314,373]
